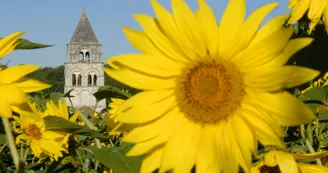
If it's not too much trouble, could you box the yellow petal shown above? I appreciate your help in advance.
[246,91,315,126]
[288,0,311,23]
[292,151,328,160]
[117,90,174,113]
[117,96,176,124]
[244,66,320,91]
[159,118,201,173]
[308,0,327,22]
[140,147,163,173]
[0,32,24,59]
[218,0,246,58]
[0,85,27,105]
[216,120,239,173]
[233,115,255,173]
[123,107,179,142]
[234,27,293,70]
[107,54,183,77]
[0,98,12,118]
[14,78,51,93]
[233,2,278,54]
[151,0,198,60]
[241,107,285,148]
[276,151,298,173]
[104,67,175,90]
[196,125,220,173]
[252,14,290,44]
[125,114,184,156]
[197,0,218,57]
[134,14,187,63]
[171,0,207,58]
[0,64,39,84]
[298,163,328,173]
[263,150,280,167]
[288,0,297,9]
[122,27,163,57]
[266,38,313,67]
[324,6,328,32]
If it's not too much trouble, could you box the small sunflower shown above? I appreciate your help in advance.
[252,150,328,173]
[43,100,79,148]
[0,32,50,118]
[105,0,320,172]
[14,104,66,160]
[106,98,131,134]
[288,0,328,32]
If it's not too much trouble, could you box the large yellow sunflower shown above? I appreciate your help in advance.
[288,0,328,32]
[14,103,66,160]
[105,0,319,172]
[252,150,328,173]
[0,32,50,118]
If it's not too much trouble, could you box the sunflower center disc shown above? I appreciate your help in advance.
[26,124,42,140]
[176,59,245,125]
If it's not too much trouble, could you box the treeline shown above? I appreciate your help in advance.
[27,64,139,95]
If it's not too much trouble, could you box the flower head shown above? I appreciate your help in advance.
[252,150,328,173]
[14,104,66,160]
[105,0,319,172]
[288,0,328,32]
[0,32,50,118]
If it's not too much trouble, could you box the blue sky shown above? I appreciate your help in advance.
[0,0,290,67]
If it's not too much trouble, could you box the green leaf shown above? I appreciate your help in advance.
[63,88,75,98]
[93,143,143,173]
[319,113,328,121]
[44,116,107,139]
[49,92,64,103]
[302,86,326,101]
[93,86,131,102]
[14,38,53,50]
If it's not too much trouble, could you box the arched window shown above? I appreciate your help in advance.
[86,52,90,62]
[93,75,97,86]
[88,74,92,86]
[72,74,76,86]
[78,74,82,86]
[79,52,84,61]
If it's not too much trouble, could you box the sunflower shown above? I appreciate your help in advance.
[252,150,328,173]
[288,0,328,32]
[106,98,130,135]
[14,103,66,160]
[105,0,319,172]
[43,100,80,148]
[0,32,50,118]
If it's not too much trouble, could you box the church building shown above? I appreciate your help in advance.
[64,9,106,112]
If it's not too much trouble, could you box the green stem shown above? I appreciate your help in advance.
[2,118,19,169]
[301,125,323,166]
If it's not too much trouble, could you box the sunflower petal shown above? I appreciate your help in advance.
[134,14,187,63]
[276,151,298,173]
[196,125,220,173]
[151,0,198,60]
[292,151,328,160]
[197,0,218,57]
[288,0,311,23]
[298,163,328,172]
[0,85,28,105]
[104,68,175,90]
[140,148,163,173]
[0,98,12,118]
[107,54,183,77]
[159,118,201,173]
[244,66,320,92]
[171,0,207,57]
[14,78,51,93]
[0,64,40,84]
[0,32,24,59]
[247,91,315,126]
[218,0,246,58]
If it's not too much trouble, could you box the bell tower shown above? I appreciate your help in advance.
[64,9,106,112]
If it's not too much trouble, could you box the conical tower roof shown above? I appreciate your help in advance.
[70,9,99,44]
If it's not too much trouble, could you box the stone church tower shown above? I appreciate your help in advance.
[64,9,106,112]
